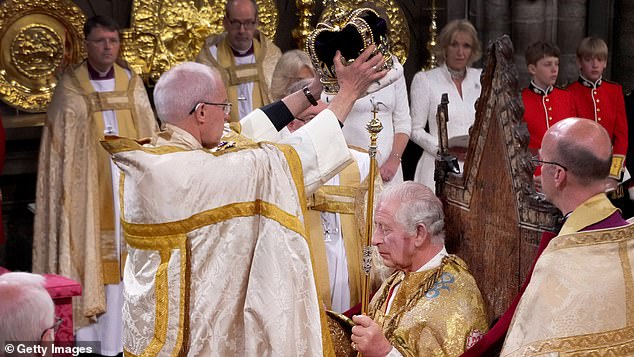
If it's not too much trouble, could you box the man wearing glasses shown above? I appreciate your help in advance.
[103,46,387,355]
[501,118,634,355]
[196,0,281,122]
[32,15,158,357]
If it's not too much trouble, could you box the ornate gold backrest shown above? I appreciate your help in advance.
[0,0,85,113]
[122,0,279,84]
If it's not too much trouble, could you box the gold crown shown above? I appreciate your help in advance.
[306,7,393,94]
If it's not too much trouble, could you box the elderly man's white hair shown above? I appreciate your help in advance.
[153,61,222,124]
[0,272,55,345]
[379,181,446,245]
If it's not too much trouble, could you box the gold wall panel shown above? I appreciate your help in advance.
[123,0,279,84]
[0,0,85,113]
[319,0,409,65]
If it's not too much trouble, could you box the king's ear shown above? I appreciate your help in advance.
[414,223,429,247]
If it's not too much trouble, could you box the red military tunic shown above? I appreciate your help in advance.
[522,82,575,176]
[568,77,628,179]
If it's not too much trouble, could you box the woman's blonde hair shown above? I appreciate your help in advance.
[433,19,482,66]
[270,50,315,100]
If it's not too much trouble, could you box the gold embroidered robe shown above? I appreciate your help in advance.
[369,255,489,356]
[501,194,634,356]
[306,151,364,311]
[32,62,158,328]
[103,124,331,356]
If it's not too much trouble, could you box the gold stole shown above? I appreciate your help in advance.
[305,160,363,309]
[216,38,268,122]
[75,63,139,284]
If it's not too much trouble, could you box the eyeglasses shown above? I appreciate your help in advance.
[188,101,232,115]
[86,38,120,46]
[531,158,568,171]
[41,316,63,341]
[227,18,257,30]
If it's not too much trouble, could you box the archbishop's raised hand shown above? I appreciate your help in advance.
[334,45,387,100]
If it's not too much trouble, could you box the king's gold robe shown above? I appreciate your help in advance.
[32,62,158,328]
[501,194,634,356]
[369,255,488,356]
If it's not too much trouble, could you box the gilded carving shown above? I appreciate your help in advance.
[123,0,278,84]
[11,24,62,79]
[0,0,85,112]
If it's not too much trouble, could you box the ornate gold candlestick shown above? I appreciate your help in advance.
[423,0,439,70]
[293,0,315,50]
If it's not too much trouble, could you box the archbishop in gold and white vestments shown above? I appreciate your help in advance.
[196,32,281,122]
[104,107,353,356]
[32,61,157,349]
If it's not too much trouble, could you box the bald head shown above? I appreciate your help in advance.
[542,118,612,185]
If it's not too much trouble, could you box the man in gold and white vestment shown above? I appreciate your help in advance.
[196,0,281,122]
[351,182,488,357]
[103,46,388,356]
[501,118,634,356]
[32,16,158,355]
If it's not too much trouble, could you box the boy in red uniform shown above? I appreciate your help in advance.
[567,37,628,185]
[521,41,575,177]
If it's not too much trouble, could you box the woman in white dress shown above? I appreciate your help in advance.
[410,19,482,191]
[323,56,411,185]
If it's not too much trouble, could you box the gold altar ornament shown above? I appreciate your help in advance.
[122,0,278,84]
[0,0,85,112]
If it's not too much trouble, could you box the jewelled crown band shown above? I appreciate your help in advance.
[306,7,394,94]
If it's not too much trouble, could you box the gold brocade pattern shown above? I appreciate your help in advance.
[195,33,281,122]
[32,60,158,330]
[369,255,488,357]
[75,63,141,284]
[501,197,634,356]
[519,325,634,356]
[621,241,634,324]
[121,231,188,357]
[274,142,337,357]
[308,185,357,214]
[104,129,334,356]
[123,200,306,238]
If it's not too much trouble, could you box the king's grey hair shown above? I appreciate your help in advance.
[378,181,445,245]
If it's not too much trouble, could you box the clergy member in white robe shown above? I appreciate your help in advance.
[104,47,389,356]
